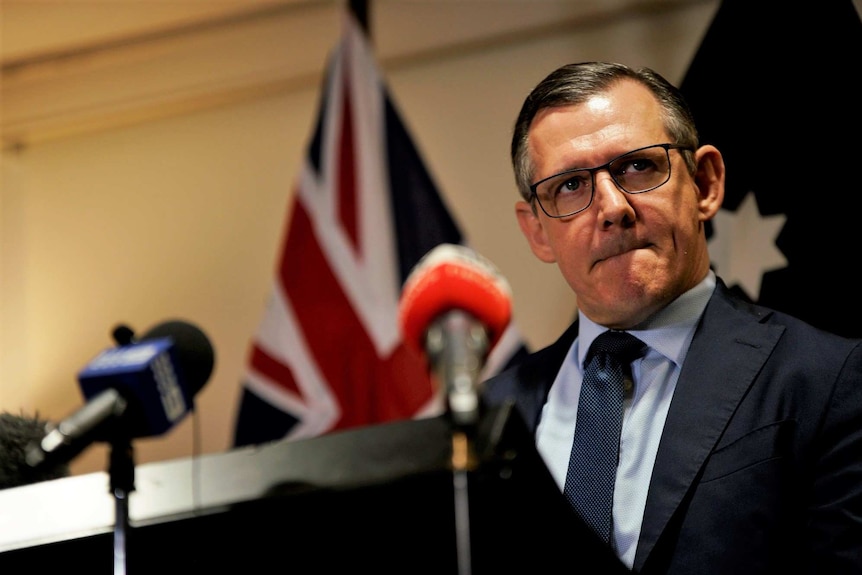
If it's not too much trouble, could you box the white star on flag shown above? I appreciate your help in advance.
[707,190,787,301]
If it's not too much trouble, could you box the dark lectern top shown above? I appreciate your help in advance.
[0,402,630,574]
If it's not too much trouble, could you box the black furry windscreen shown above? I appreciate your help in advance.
[0,412,70,489]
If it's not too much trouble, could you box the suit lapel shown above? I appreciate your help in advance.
[633,285,785,570]
[500,320,578,434]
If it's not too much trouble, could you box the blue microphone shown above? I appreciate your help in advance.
[25,319,215,470]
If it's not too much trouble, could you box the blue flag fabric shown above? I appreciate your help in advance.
[681,0,862,338]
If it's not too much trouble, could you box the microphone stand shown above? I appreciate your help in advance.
[425,311,489,575]
[106,324,136,575]
[108,433,135,575]
[449,427,478,575]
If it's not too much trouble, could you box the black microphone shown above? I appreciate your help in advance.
[397,244,512,427]
[25,319,216,470]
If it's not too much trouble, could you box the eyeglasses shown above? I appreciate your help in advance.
[529,143,693,218]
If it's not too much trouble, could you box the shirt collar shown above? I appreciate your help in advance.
[576,270,716,370]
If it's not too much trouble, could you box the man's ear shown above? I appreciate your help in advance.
[693,144,726,221]
[515,200,557,263]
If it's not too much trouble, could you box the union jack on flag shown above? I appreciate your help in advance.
[233,9,527,447]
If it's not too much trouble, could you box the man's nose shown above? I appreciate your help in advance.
[593,170,628,203]
[593,170,634,223]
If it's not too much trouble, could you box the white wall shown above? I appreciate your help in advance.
[0,0,720,476]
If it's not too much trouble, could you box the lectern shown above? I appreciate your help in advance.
[0,402,629,574]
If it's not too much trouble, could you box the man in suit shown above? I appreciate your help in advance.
[482,61,862,573]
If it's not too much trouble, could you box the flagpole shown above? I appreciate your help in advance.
[349,0,370,37]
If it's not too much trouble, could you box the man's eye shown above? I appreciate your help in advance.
[617,157,657,175]
[561,178,581,192]
[555,175,589,195]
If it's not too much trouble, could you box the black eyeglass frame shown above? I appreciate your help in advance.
[528,143,694,219]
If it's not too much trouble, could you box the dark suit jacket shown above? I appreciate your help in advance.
[482,279,862,574]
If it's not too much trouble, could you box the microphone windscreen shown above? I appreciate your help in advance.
[139,320,215,396]
[398,244,512,355]
[0,412,70,489]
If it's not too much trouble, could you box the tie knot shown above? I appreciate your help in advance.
[588,330,647,364]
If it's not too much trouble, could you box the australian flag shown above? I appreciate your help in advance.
[233,8,528,447]
[681,0,862,338]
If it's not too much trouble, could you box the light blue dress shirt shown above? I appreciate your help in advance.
[535,271,716,568]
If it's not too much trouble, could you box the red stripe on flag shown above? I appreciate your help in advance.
[280,198,434,430]
[248,342,303,399]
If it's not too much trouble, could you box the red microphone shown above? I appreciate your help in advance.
[398,244,512,426]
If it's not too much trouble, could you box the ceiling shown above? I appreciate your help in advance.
[0,1,291,65]
[4,0,861,69]
[1,0,719,149]
[0,0,699,68]
[8,0,856,149]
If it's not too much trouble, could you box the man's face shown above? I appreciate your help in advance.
[515,80,718,328]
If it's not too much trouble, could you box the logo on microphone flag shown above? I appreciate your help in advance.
[233,9,527,447]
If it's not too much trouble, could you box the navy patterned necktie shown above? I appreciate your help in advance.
[564,330,647,543]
